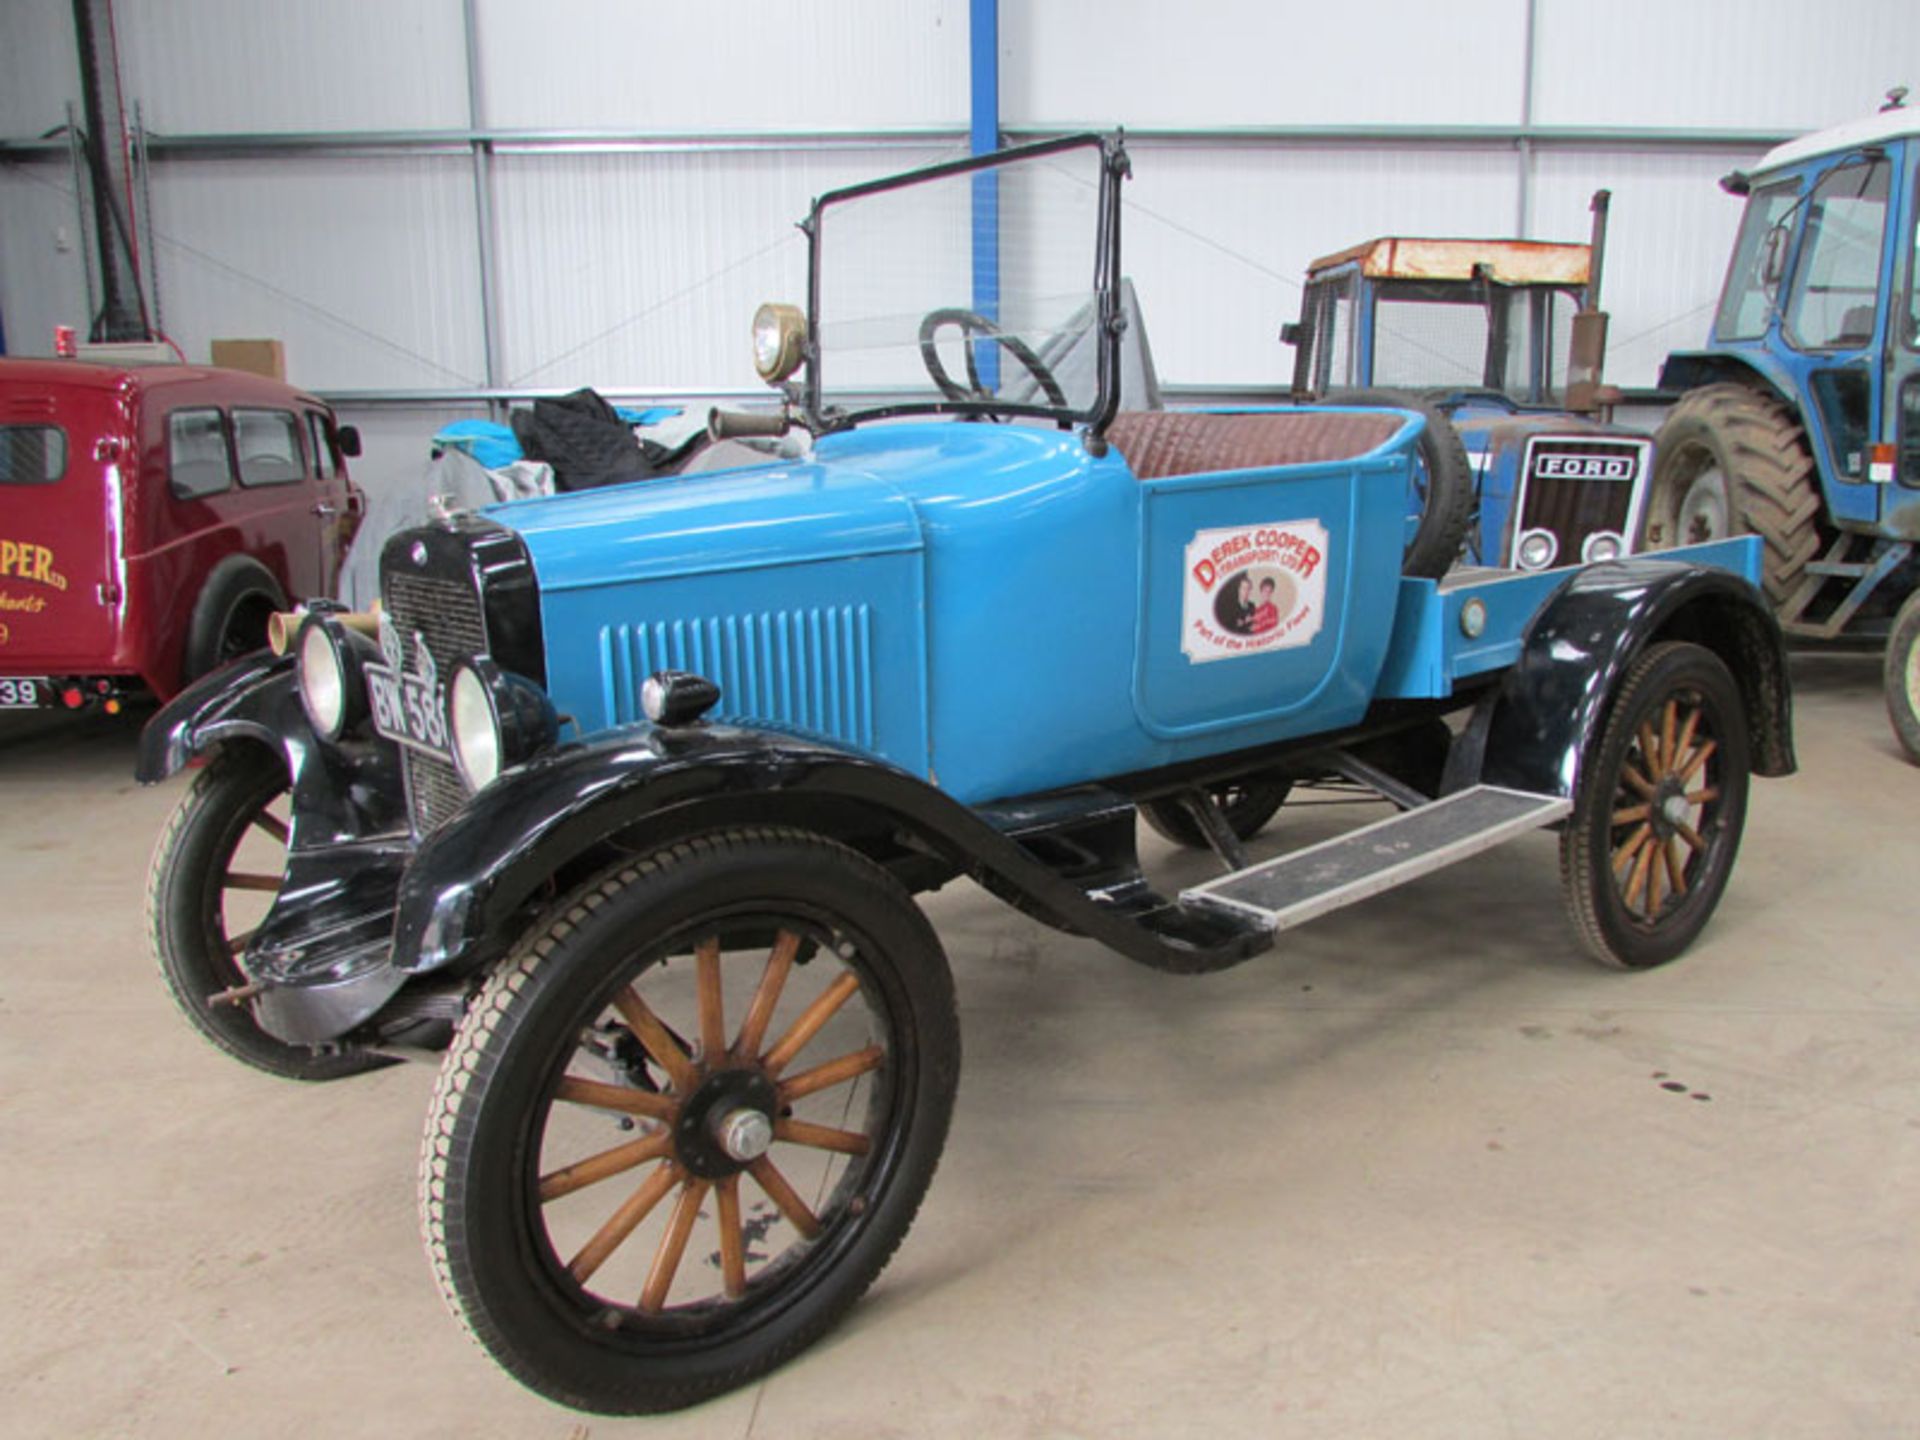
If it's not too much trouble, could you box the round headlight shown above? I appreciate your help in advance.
[449,664,501,792]
[1582,531,1624,563]
[752,302,807,385]
[298,618,348,738]
[1516,528,1559,571]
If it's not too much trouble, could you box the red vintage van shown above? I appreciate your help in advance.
[0,359,363,708]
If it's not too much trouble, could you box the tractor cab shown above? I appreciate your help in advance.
[1282,225,1653,575]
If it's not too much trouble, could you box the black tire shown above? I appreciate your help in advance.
[147,744,388,1080]
[1645,383,1825,608]
[1883,590,1920,765]
[1560,642,1750,969]
[1139,774,1293,849]
[419,827,960,1414]
[1328,388,1474,579]
[183,560,288,683]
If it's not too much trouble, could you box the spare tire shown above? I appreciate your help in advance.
[1327,388,1475,579]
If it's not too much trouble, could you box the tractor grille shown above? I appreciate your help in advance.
[383,570,488,835]
[1513,436,1650,569]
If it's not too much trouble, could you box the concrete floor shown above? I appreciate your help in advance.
[1,653,1914,1439]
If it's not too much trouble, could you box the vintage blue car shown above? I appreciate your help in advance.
[138,134,1792,1414]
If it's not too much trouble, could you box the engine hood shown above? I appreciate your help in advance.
[482,422,1097,593]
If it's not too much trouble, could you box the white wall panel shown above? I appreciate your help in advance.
[0,169,94,354]
[1120,143,1522,385]
[146,157,485,389]
[113,0,470,133]
[1533,0,1920,132]
[1529,147,1769,388]
[475,0,967,131]
[491,145,957,391]
[1004,0,1529,128]
[0,0,81,137]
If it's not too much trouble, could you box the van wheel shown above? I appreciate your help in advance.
[183,563,287,683]
[1139,776,1293,848]
[148,745,389,1080]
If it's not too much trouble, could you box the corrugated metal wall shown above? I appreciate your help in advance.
[3,0,1917,466]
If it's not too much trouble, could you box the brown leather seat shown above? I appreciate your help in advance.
[1106,409,1404,480]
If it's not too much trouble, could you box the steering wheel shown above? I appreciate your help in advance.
[917,308,1069,409]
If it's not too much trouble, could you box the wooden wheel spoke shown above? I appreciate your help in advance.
[1637,721,1664,777]
[1624,834,1657,910]
[639,1178,710,1314]
[1673,819,1708,854]
[1611,802,1651,827]
[1661,837,1688,900]
[225,927,257,957]
[762,972,862,1076]
[1612,822,1651,875]
[1620,763,1658,801]
[774,1117,872,1156]
[567,1160,680,1284]
[748,1156,820,1239]
[539,1130,672,1202]
[1683,786,1719,806]
[554,1076,676,1122]
[222,871,282,892]
[1671,708,1702,776]
[780,1044,885,1104]
[1678,738,1718,785]
[733,930,799,1059]
[250,811,290,843]
[1659,700,1679,779]
[612,987,696,1095]
[695,938,726,1061]
[1645,838,1665,917]
[716,1175,747,1299]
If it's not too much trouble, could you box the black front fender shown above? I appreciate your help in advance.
[1462,555,1795,798]
[136,649,292,782]
[392,721,1265,982]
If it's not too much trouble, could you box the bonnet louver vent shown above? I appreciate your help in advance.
[599,606,875,748]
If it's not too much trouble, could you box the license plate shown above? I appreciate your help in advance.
[0,677,46,708]
[366,661,451,760]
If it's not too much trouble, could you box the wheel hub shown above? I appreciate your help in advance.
[672,1068,780,1179]
[1678,467,1730,545]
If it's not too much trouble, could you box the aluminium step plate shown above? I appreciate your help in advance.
[1181,784,1572,932]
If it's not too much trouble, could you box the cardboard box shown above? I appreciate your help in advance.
[211,338,287,381]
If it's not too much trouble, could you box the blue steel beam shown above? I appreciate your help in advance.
[969,0,1000,391]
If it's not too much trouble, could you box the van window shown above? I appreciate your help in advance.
[233,409,306,487]
[0,425,67,485]
[306,412,336,479]
[168,409,234,499]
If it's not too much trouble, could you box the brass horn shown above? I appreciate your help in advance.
[267,601,382,657]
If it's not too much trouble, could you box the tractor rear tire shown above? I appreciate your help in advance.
[1327,388,1475,579]
[1645,383,1824,608]
[1883,590,1920,765]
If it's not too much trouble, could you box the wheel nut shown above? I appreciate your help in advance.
[715,1108,773,1163]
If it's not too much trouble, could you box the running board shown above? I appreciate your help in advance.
[1180,785,1571,932]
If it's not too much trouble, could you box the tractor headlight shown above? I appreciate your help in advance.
[447,657,558,793]
[752,302,807,384]
[1582,531,1624,563]
[1516,528,1559,571]
[296,614,373,740]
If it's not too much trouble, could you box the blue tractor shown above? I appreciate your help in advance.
[1282,197,1652,581]
[1647,92,1920,760]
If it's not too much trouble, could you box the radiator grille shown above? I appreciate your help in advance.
[1516,437,1648,567]
[384,571,488,835]
[600,606,875,748]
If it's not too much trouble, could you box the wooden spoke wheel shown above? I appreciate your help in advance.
[1561,642,1751,969]
[147,744,387,1080]
[421,829,958,1415]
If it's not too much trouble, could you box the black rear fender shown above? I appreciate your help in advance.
[1456,558,1794,799]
